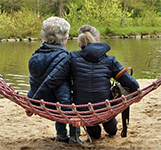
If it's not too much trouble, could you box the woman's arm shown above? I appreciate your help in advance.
[111,57,139,92]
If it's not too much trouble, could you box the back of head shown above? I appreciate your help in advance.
[78,25,100,48]
[41,16,70,45]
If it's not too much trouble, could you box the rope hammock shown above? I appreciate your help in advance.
[1,77,161,128]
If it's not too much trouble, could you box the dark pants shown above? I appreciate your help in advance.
[86,118,118,139]
[56,121,80,137]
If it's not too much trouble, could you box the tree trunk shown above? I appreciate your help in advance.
[121,0,126,26]
[37,0,40,18]
[57,0,62,17]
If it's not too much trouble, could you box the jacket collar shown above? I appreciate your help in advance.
[36,42,69,54]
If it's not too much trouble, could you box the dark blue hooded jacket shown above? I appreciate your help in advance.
[32,42,139,110]
[28,43,71,109]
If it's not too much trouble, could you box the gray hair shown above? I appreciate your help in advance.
[41,16,70,45]
[78,25,100,47]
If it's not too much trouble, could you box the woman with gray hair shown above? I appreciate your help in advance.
[27,16,80,144]
[32,24,139,140]
[41,16,69,45]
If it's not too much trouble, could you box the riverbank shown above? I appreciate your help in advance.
[1,33,161,42]
[0,79,161,150]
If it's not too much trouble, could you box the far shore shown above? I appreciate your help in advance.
[1,33,161,42]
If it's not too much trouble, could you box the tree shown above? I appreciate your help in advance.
[0,0,23,13]
[119,0,145,26]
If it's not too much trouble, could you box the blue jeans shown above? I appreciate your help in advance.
[56,121,80,137]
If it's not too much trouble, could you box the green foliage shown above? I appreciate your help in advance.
[140,9,161,26]
[0,7,42,38]
[63,0,126,36]
[1,0,161,38]
[0,11,12,37]
[98,0,123,26]
[63,0,124,28]
[0,0,22,13]
[63,1,81,32]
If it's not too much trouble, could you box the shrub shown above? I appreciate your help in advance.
[0,7,42,38]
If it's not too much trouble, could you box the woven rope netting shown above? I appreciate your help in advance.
[0,77,161,127]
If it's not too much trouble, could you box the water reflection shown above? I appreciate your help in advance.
[0,38,161,96]
[3,74,30,95]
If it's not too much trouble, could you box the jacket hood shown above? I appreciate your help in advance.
[29,43,69,78]
[79,42,111,63]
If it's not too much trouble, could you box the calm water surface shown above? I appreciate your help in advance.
[0,38,161,96]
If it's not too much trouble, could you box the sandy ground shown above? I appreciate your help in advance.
[0,79,161,150]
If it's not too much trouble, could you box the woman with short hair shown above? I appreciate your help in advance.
[28,16,80,143]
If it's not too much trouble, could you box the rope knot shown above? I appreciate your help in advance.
[153,81,158,89]
[71,103,77,112]
[137,89,143,97]
[24,96,30,105]
[56,102,61,112]
[121,95,127,104]
[88,102,94,112]
[105,99,112,112]
[40,99,45,110]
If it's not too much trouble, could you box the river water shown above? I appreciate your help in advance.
[0,38,161,96]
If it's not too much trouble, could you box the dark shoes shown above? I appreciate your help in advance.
[54,135,70,143]
[68,137,85,145]
[54,135,85,145]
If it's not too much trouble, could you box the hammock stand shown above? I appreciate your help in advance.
[0,77,161,145]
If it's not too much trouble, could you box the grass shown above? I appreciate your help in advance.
[109,26,161,36]
[69,26,161,38]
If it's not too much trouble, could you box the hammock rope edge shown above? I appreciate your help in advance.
[0,77,161,127]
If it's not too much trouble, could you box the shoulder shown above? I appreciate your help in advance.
[101,55,115,63]
[70,50,81,57]
[106,55,115,60]
[58,50,69,57]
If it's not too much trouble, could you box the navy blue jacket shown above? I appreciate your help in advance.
[28,43,71,109]
[32,42,139,110]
